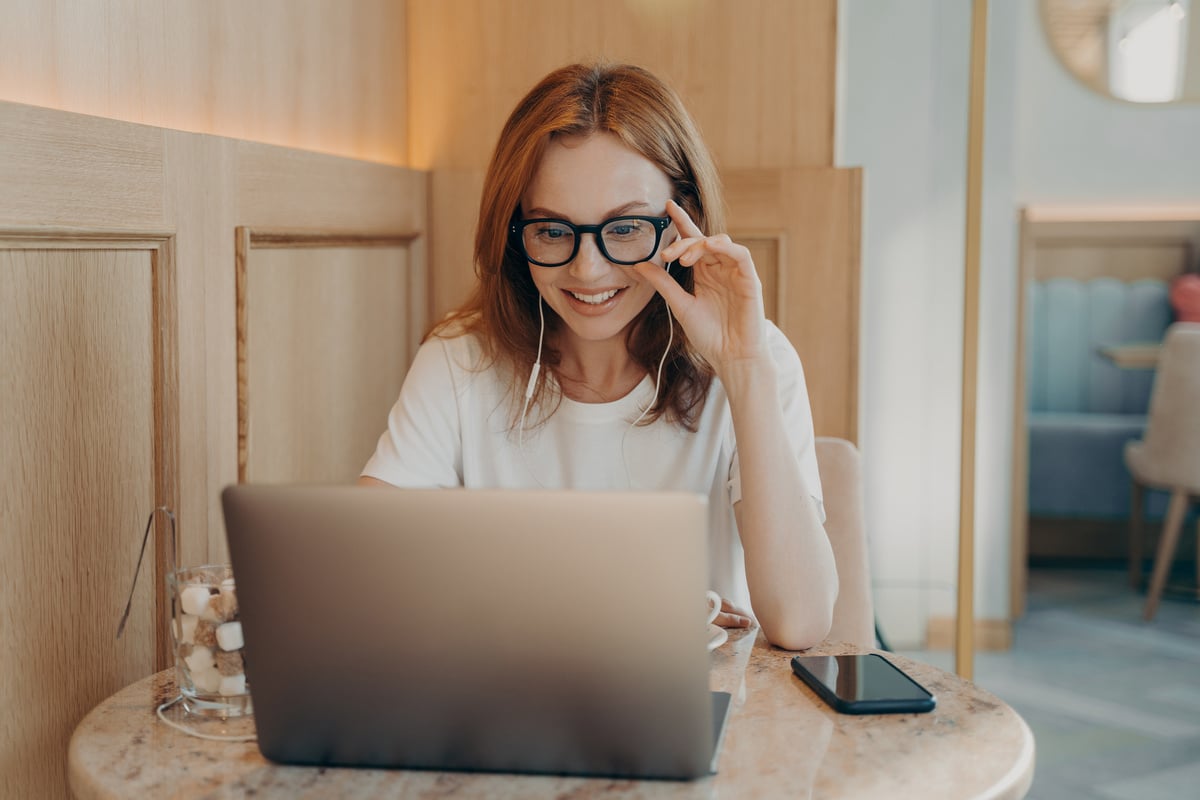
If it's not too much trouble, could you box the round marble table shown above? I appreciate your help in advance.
[69,630,1034,799]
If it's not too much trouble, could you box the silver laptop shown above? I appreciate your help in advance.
[221,485,733,780]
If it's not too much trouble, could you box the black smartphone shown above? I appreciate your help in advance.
[790,654,936,714]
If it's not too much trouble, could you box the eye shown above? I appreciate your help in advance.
[606,220,644,238]
[532,222,572,241]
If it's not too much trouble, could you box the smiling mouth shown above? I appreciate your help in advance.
[566,288,623,305]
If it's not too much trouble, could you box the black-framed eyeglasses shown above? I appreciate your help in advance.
[510,215,671,267]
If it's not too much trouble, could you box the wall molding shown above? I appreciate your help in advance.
[1,228,179,668]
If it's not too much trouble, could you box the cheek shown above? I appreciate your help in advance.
[528,267,554,294]
[628,269,659,299]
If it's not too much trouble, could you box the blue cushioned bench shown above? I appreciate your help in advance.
[1027,278,1172,520]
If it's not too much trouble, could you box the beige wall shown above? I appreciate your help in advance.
[0,0,838,171]
[407,0,836,170]
[0,0,408,165]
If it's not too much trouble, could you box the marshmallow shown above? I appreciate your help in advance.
[216,621,244,652]
[218,673,247,696]
[180,585,213,616]
[192,667,222,694]
[184,645,216,675]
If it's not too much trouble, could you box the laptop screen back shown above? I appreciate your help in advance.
[221,485,718,779]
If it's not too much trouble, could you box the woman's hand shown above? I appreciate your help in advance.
[634,200,768,372]
[714,598,755,629]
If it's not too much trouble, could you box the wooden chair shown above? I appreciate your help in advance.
[1124,323,1200,620]
[815,437,876,647]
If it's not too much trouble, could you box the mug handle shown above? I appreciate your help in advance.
[705,590,722,626]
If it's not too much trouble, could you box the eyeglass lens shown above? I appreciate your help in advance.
[522,217,661,266]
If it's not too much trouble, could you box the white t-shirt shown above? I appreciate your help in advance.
[361,321,823,612]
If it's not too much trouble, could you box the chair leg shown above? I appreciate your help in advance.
[1143,490,1189,621]
[1129,481,1145,589]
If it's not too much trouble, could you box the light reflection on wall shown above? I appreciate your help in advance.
[0,0,409,166]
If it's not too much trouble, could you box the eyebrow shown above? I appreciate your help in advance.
[523,200,658,221]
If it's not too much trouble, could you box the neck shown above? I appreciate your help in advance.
[554,334,645,403]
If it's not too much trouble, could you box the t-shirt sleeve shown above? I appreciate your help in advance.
[727,322,825,523]
[360,337,464,487]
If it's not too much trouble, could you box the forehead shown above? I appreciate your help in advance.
[522,133,671,219]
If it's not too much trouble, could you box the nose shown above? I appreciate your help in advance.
[566,232,609,281]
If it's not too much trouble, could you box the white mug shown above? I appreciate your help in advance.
[705,590,722,627]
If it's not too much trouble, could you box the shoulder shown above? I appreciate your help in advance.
[763,321,804,374]
[420,324,489,376]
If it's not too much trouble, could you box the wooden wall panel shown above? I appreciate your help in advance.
[235,141,431,361]
[0,0,408,165]
[1,100,429,798]
[407,0,836,170]
[429,169,486,321]
[0,102,165,229]
[0,245,163,800]
[238,239,416,485]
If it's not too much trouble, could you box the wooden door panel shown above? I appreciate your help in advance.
[0,244,165,800]
[237,233,418,485]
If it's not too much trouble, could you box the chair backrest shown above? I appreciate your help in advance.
[1139,323,1200,491]
[815,437,875,648]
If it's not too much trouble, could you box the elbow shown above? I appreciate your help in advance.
[357,475,395,488]
[761,577,839,652]
[762,614,832,652]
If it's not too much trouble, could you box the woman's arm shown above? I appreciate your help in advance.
[357,475,395,487]
[636,200,838,650]
[724,356,837,650]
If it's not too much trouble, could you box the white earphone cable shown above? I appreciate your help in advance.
[155,695,257,743]
[518,298,547,487]
[622,289,674,488]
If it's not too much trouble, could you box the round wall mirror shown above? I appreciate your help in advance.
[1041,0,1200,103]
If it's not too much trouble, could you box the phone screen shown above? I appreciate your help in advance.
[790,654,935,714]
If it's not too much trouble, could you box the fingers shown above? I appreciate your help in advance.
[714,610,754,629]
[661,230,750,273]
[632,259,693,311]
[715,599,756,629]
[661,201,752,272]
[666,198,705,238]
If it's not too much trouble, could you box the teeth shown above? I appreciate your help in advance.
[569,289,619,304]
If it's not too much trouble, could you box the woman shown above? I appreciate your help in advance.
[360,63,837,650]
